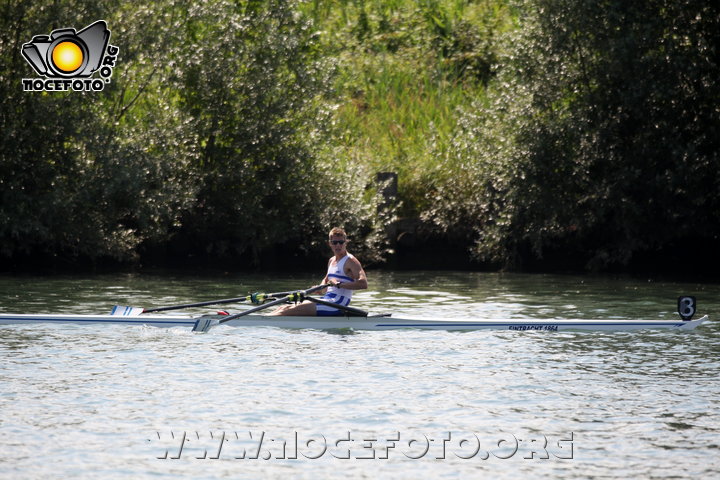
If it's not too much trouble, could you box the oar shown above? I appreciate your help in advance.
[111,289,299,316]
[304,295,368,317]
[192,284,331,333]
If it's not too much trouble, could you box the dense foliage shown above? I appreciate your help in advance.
[0,0,389,268]
[423,0,720,270]
[1,0,717,271]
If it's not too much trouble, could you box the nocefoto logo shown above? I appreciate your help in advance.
[21,20,119,92]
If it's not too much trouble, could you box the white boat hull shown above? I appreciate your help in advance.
[0,313,708,332]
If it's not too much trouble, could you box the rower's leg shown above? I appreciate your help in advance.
[268,300,318,316]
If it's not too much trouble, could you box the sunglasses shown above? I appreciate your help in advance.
[330,240,346,245]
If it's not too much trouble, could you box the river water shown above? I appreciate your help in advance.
[1,271,718,479]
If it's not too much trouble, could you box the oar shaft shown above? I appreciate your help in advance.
[143,289,299,313]
[217,284,331,325]
[304,295,368,317]
[143,296,249,313]
[218,296,291,323]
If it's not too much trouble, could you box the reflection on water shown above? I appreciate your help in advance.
[3,271,719,320]
[0,271,718,479]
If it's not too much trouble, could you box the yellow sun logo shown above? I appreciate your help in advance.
[51,41,83,73]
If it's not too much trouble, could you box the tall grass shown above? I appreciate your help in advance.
[301,0,512,215]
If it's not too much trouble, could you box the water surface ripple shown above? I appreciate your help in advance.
[1,272,718,478]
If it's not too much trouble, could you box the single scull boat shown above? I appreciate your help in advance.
[0,312,708,331]
[0,292,707,332]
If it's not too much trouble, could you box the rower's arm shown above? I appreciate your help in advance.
[338,258,368,290]
[317,259,332,293]
[317,274,330,294]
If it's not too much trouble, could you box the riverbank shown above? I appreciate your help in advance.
[2,229,717,282]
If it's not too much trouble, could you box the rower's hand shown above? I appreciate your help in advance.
[314,283,331,294]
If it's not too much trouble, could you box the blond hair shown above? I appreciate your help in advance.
[328,227,347,239]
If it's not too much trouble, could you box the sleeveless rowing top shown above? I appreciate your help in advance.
[323,254,354,306]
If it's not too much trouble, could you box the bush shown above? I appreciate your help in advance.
[424,0,720,270]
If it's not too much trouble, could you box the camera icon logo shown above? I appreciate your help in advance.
[21,20,119,92]
[22,20,110,77]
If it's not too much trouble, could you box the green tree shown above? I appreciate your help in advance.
[0,0,389,269]
[426,0,720,270]
[0,1,193,265]
[168,0,384,264]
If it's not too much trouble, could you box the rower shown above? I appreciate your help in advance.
[269,227,367,316]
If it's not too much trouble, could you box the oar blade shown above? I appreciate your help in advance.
[192,317,219,333]
[110,306,144,317]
